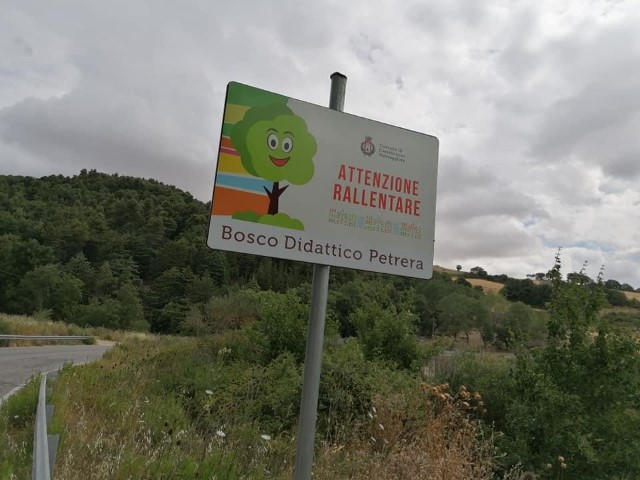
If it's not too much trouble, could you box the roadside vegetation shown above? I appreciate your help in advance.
[0,312,151,346]
[0,377,40,479]
[1,171,640,478]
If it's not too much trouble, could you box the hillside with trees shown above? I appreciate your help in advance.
[0,170,312,333]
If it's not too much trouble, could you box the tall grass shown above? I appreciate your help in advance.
[45,335,513,479]
[0,313,151,345]
[0,376,40,479]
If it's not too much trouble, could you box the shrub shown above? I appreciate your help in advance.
[250,290,309,363]
[351,303,420,369]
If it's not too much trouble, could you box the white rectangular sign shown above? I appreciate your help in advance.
[207,82,439,279]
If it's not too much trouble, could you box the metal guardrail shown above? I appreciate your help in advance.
[0,335,92,341]
[32,374,59,480]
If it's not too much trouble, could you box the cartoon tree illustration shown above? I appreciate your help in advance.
[231,104,317,216]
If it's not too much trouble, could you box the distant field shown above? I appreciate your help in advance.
[624,291,640,301]
[433,266,506,294]
[466,278,505,294]
[433,265,461,276]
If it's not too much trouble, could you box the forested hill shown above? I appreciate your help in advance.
[0,170,315,332]
[2,170,637,339]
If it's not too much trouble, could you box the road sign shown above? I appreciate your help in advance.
[207,81,439,279]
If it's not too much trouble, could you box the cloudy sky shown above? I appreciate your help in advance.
[1,0,639,287]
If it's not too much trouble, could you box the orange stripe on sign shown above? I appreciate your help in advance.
[221,136,234,149]
[211,186,269,216]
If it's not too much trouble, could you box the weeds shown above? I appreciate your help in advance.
[0,312,150,346]
[41,334,512,479]
[0,376,40,479]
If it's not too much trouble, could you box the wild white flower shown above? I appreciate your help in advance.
[372,406,377,414]
[367,412,374,419]
[378,423,385,431]
[205,389,213,395]
[260,434,271,441]
[216,430,226,438]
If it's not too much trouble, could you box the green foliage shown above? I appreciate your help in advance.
[73,279,147,330]
[455,276,472,287]
[499,254,640,478]
[430,351,514,429]
[182,290,258,335]
[469,266,488,278]
[601,308,640,332]
[0,376,40,478]
[501,278,552,309]
[318,339,415,443]
[250,290,309,363]
[437,293,488,341]
[257,212,305,230]
[351,303,420,369]
[74,299,122,329]
[328,281,367,337]
[10,264,83,319]
[232,103,317,184]
[604,288,630,307]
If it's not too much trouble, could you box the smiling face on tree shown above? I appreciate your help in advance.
[232,104,317,185]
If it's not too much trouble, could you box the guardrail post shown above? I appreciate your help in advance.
[32,373,60,480]
[33,374,51,480]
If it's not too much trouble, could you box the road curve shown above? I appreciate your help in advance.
[0,344,112,402]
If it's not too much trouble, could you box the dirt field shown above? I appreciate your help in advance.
[466,278,505,294]
[433,265,461,276]
[624,290,640,301]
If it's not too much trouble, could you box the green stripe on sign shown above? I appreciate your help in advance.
[226,82,288,108]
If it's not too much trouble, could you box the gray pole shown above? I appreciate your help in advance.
[293,72,347,480]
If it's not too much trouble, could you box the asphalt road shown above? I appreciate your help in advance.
[0,344,112,401]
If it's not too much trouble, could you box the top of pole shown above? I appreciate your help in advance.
[329,72,347,112]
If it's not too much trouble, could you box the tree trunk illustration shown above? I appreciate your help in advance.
[264,181,288,215]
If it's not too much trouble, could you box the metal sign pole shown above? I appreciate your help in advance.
[293,72,347,480]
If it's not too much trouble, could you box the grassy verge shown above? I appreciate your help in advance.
[48,334,513,479]
[0,376,40,479]
[0,313,151,346]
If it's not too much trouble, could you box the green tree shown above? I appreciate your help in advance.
[11,264,83,320]
[250,291,309,363]
[604,279,621,290]
[502,254,640,478]
[74,299,121,329]
[437,293,488,342]
[351,303,420,369]
[153,301,186,334]
[329,281,367,337]
[605,288,629,307]
[231,103,317,215]
[502,278,552,308]
[114,282,147,330]
[64,252,95,293]
[470,266,488,278]
[480,294,509,345]
[495,302,534,349]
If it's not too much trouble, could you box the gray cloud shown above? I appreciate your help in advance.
[437,156,548,222]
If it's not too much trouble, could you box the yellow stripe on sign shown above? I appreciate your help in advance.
[217,152,248,174]
[224,104,250,124]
